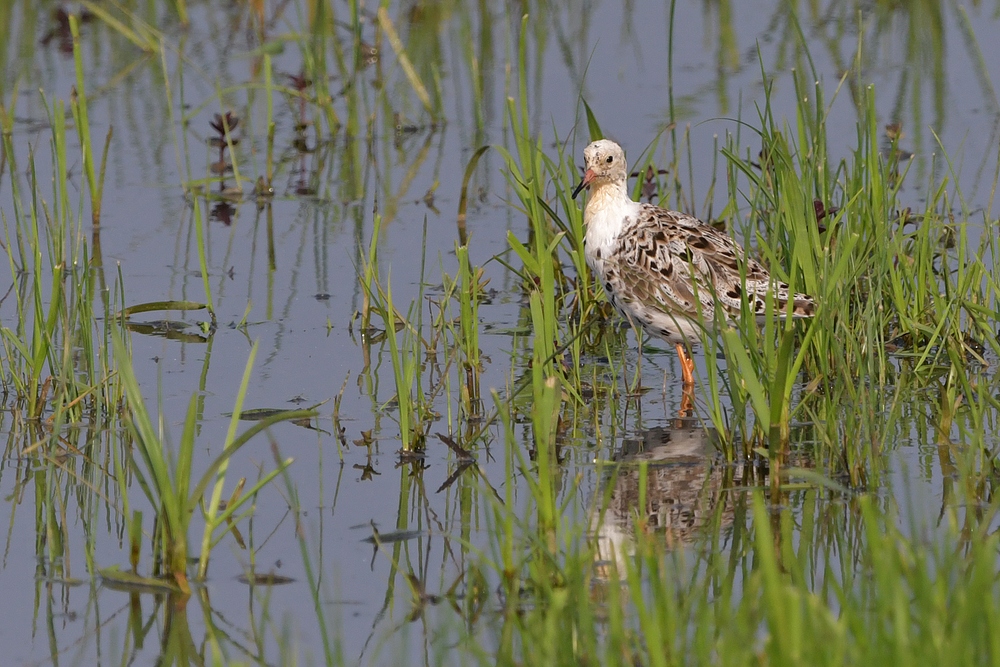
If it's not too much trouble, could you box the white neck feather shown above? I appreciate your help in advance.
[583,179,637,274]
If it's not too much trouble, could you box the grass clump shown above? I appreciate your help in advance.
[110,332,315,593]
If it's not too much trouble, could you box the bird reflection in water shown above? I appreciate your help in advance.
[594,405,732,572]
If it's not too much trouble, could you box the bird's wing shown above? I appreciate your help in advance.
[610,204,809,321]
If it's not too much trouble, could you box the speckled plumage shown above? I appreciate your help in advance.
[573,139,814,357]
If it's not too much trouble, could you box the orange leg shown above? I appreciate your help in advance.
[674,342,695,386]
[675,343,696,417]
[679,385,695,416]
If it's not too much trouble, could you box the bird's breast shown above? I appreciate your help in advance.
[584,212,630,276]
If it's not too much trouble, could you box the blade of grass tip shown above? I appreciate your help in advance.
[506,230,542,277]
[95,125,112,226]
[457,145,490,245]
[582,99,604,141]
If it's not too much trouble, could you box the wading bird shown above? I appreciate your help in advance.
[572,139,814,399]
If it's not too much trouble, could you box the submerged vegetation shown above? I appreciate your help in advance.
[1,1,999,665]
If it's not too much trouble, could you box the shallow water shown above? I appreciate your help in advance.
[1,1,999,664]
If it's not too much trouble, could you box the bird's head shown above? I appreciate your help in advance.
[572,139,628,199]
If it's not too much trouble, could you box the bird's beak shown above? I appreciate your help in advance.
[571,169,595,200]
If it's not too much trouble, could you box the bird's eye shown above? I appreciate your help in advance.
[605,156,613,164]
